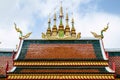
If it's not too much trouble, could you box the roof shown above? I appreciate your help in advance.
[8,39,115,79]
[15,39,106,60]
[0,51,13,77]
[107,51,120,76]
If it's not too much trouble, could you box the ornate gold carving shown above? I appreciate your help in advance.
[22,32,32,39]
[41,2,81,40]
[14,23,32,39]
[91,23,109,39]
[7,74,115,79]
[14,61,108,66]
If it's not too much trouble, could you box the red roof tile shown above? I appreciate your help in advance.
[20,69,99,73]
[26,44,96,59]
[0,56,13,75]
[109,56,120,74]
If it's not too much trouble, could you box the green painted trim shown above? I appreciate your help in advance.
[108,52,120,56]
[0,52,12,56]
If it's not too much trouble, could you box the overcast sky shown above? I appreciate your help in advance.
[0,0,120,49]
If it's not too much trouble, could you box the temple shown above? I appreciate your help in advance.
[0,2,120,80]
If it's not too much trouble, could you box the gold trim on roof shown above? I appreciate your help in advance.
[14,61,108,66]
[8,74,115,79]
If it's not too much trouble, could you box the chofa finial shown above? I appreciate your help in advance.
[14,23,32,40]
[91,23,109,39]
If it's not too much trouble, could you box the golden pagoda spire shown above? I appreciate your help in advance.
[46,15,51,37]
[52,11,58,36]
[59,1,63,25]
[58,1,64,38]
[65,8,70,36]
[71,14,74,28]
[60,1,63,17]
[66,8,69,25]
[47,17,51,30]
[54,12,56,25]
[71,13,76,37]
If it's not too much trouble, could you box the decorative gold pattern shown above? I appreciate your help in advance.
[14,61,108,66]
[8,74,115,79]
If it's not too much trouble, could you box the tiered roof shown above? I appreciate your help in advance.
[7,38,115,80]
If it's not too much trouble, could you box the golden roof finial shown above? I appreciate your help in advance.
[54,12,56,20]
[53,9,56,25]
[14,23,23,38]
[60,1,63,17]
[14,23,32,39]
[48,18,50,23]
[71,13,74,23]
[71,13,74,28]
[48,13,51,29]
[48,13,51,23]
[91,23,109,39]
[72,18,74,23]
[66,8,69,25]
[66,8,68,20]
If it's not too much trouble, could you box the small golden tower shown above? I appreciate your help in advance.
[46,18,51,37]
[58,1,64,37]
[71,17,76,37]
[65,11,70,36]
[52,12,58,36]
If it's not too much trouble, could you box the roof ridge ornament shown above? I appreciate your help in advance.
[14,23,32,40]
[91,23,109,39]
[41,2,81,40]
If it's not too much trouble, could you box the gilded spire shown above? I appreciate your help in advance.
[66,8,69,25]
[72,17,74,29]
[65,9,70,37]
[59,1,63,25]
[52,11,57,36]
[48,17,51,29]
[71,14,76,37]
[54,12,56,25]
[60,1,63,17]
[46,17,51,37]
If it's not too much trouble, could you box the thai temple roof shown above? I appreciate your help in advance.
[15,39,106,60]
[0,2,120,80]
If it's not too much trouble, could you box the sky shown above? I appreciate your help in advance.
[0,0,120,49]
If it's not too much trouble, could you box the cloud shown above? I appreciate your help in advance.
[0,0,120,49]
[74,12,120,48]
